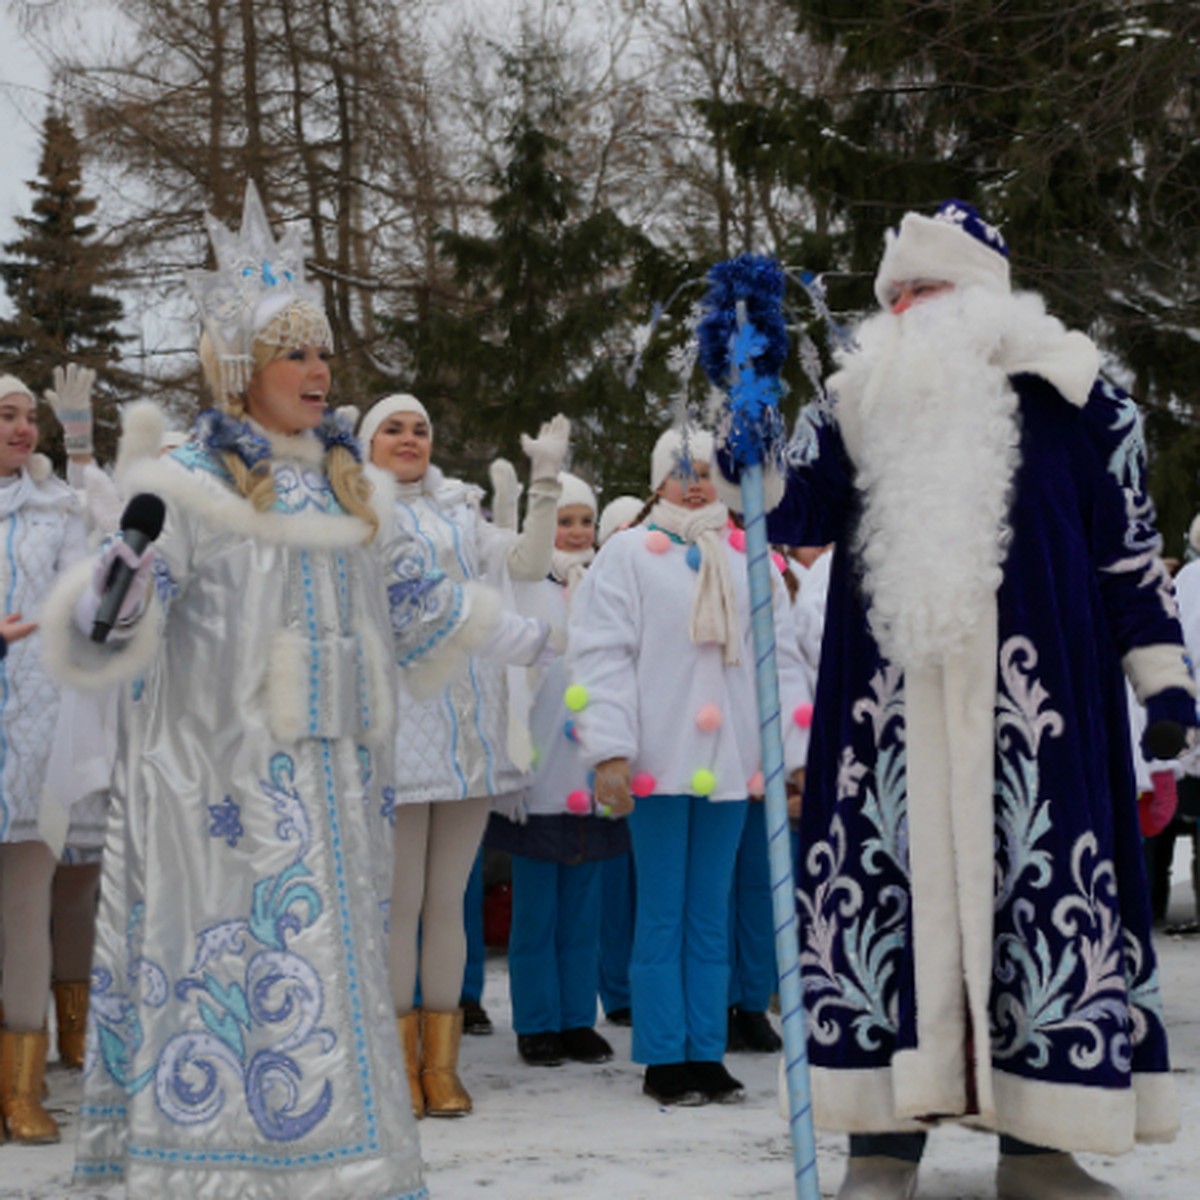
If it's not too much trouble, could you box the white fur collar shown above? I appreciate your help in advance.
[125,454,376,550]
[391,462,483,511]
[256,422,327,465]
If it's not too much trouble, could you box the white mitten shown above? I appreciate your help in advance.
[45,363,97,457]
[593,757,633,818]
[73,537,156,640]
[520,413,571,483]
[489,458,523,531]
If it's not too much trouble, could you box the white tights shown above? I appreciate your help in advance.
[388,797,490,1015]
[0,840,56,1031]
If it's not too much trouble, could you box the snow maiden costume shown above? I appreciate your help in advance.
[729,202,1193,1198]
[39,185,546,1200]
[0,374,88,1144]
[357,393,567,1117]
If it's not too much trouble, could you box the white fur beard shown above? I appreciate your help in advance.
[834,291,1022,670]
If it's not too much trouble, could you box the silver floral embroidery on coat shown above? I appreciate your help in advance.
[799,663,909,1050]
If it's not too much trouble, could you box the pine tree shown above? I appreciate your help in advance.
[391,44,663,498]
[0,109,131,464]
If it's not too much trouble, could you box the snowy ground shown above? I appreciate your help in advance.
[4,849,1198,1200]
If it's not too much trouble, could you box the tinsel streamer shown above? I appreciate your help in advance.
[699,255,820,1200]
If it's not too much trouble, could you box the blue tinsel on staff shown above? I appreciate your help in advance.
[698,253,820,1200]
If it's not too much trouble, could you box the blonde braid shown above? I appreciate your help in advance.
[328,445,380,542]
[220,451,277,512]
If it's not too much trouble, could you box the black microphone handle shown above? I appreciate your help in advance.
[90,529,154,644]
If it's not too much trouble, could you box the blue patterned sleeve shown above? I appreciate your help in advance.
[382,528,470,670]
[1080,378,1195,700]
[763,402,855,548]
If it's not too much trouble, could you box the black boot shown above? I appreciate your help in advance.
[687,1060,745,1103]
[461,999,494,1036]
[517,1032,565,1067]
[732,1008,782,1053]
[560,1027,614,1064]
[642,1062,707,1106]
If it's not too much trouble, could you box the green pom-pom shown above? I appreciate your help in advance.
[564,684,589,712]
[691,767,717,796]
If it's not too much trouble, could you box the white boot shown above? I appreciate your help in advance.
[836,1156,919,1200]
[997,1152,1122,1200]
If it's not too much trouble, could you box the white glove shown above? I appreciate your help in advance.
[520,413,571,483]
[73,537,156,640]
[489,458,522,531]
[45,363,97,458]
[593,757,633,818]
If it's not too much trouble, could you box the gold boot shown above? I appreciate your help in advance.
[53,981,90,1070]
[420,1009,471,1117]
[0,1029,61,1144]
[397,1011,424,1119]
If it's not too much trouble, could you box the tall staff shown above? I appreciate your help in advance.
[698,255,819,1200]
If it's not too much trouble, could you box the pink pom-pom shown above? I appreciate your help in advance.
[631,771,657,798]
[565,790,591,814]
[695,703,723,732]
[747,770,764,796]
[644,529,671,554]
[793,702,814,729]
[772,552,787,573]
[727,528,747,553]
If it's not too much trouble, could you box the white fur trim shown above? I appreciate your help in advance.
[358,393,430,456]
[875,211,1010,307]
[123,456,375,550]
[804,1066,928,1133]
[651,426,714,491]
[265,629,308,743]
[1123,643,1195,703]
[39,557,163,691]
[114,401,167,490]
[401,581,501,700]
[363,462,396,541]
[359,622,396,749]
[29,453,53,483]
[712,457,785,515]
[262,426,326,465]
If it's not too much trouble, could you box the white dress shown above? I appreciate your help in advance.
[0,462,88,844]
[41,420,505,1199]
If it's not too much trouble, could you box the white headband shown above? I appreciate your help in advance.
[358,394,432,456]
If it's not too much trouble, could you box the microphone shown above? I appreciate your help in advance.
[91,493,166,644]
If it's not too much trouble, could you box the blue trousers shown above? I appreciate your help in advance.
[508,855,603,1035]
[627,794,747,1064]
[599,850,634,1016]
[461,846,485,1004]
[728,800,776,1012]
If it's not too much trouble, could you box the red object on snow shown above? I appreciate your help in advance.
[1138,770,1179,838]
[484,882,512,948]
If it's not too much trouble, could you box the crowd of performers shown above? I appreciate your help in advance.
[0,187,1193,1200]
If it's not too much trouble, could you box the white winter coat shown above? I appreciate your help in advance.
[567,526,811,800]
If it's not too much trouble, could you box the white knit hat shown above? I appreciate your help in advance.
[651,426,714,492]
[358,394,432,456]
[557,471,596,514]
[874,199,1011,309]
[598,494,643,545]
[0,375,34,403]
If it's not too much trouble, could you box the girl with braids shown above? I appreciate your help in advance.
[39,184,548,1200]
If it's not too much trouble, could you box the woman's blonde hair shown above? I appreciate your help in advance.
[197,305,380,540]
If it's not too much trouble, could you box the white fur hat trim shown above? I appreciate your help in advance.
[598,494,643,545]
[358,393,431,456]
[874,211,1011,308]
[557,470,596,514]
[651,426,714,492]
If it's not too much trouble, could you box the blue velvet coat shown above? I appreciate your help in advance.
[766,374,1185,1153]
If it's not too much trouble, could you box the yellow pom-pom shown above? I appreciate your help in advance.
[564,684,589,712]
[691,767,717,797]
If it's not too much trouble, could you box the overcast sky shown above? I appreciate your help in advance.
[0,8,51,263]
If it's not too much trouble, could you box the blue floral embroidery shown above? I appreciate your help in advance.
[208,796,245,848]
[315,409,361,462]
[272,464,342,515]
[153,753,335,1142]
[380,787,398,827]
[193,409,271,472]
[151,557,179,608]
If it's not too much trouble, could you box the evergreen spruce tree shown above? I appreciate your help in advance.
[0,109,130,465]
[701,1,1200,549]
[391,45,662,499]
